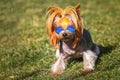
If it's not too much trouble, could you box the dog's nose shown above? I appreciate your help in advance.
[62,33,67,37]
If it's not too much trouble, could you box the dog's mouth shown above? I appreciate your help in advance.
[61,38,70,41]
[60,36,74,41]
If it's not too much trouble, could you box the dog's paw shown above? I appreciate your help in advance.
[50,72,61,76]
[81,68,93,75]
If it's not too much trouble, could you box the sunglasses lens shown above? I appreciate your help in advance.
[55,27,63,34]
[67,26,75,33]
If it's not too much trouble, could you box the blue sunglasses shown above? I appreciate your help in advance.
[55,26,75,34]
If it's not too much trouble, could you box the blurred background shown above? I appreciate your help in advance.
[0,0,120,79]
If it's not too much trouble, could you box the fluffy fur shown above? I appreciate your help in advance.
[46,4,100,76]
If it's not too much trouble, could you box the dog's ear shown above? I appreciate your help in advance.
[75,3,80,19]
[46,6,62,49]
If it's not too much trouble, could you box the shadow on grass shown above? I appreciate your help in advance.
[96,45,116,64]
[98,45,116,56]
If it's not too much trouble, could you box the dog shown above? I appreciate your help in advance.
[46,4,100,76]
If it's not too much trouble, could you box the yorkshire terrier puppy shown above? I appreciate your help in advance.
[46,4,100,76]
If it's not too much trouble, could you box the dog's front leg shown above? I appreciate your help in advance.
[83,50,98,73]
[51,49,66,76]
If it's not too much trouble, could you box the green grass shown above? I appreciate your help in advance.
[0,0,120,80]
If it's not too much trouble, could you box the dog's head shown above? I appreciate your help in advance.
[46,4,83,49]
